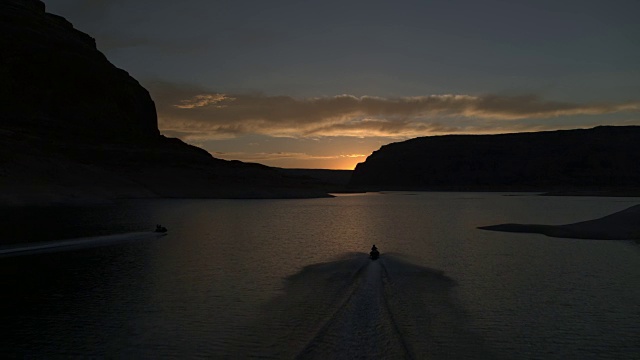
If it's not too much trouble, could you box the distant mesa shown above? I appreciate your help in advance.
[479,204,640,240]
[349,126,640,195]
[0,0,343,205]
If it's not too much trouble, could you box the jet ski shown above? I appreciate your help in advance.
[369,245,380,260]
[155,225,168,233]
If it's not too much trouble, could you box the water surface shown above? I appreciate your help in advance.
[0,193,638,358]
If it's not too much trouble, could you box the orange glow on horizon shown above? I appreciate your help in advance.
[318,157,364,170]
[212,152,368,170]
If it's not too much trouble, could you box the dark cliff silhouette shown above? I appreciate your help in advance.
[349,126,640,194]
[0,0,337,204]
[1,0,158,141]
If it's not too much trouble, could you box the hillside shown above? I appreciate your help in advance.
[349,126,640,193]
[0,0,331,204]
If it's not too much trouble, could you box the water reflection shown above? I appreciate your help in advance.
[0,194,638,358]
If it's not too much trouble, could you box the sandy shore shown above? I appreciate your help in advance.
[479,204,640,240]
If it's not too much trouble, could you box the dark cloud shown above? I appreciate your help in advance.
[148,81,640,139]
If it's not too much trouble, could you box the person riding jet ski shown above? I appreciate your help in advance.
[369,244,380,260]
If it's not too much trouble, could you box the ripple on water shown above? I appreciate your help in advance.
[220,253,498,359]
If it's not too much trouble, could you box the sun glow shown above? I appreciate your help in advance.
[211,151,368,170]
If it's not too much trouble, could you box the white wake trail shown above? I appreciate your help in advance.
[297,259,410,359]
[0,232,163,257]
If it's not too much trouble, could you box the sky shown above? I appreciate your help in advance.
[45,0,640,169]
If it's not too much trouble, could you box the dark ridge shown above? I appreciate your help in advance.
[277,169,353,193]
[349,126,640,194]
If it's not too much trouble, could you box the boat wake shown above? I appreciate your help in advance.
[224,253,496,359]
[296,256,409,359]
[0,232,163,257]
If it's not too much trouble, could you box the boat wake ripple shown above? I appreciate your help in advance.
[0,232,163,257]
[224,253,497,359]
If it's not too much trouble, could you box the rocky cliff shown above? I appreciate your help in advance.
[349,126,640,193]
[0,0,330,204]
[0,0,158,141]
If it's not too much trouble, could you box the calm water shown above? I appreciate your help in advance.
[0,193,638,359]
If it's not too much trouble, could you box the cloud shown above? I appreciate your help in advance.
[463,95,639,119]
[148,81,640,140]
[174,94,234,109]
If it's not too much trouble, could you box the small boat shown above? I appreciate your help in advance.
[155,225,168,233]
[369,245,380,260]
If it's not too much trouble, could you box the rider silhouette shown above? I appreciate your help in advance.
[370,244,380,260]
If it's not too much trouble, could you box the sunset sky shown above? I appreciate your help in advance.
[46,0,640,169]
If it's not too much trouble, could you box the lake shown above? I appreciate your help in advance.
[0,193,638,359]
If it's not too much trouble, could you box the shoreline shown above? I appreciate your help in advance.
[479,204,640,241]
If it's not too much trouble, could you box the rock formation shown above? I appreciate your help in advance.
[0,0,158,141]
[0,0,331,204]
[349,126,640,193]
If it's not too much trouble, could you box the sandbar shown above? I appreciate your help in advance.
[479,204,640,240]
